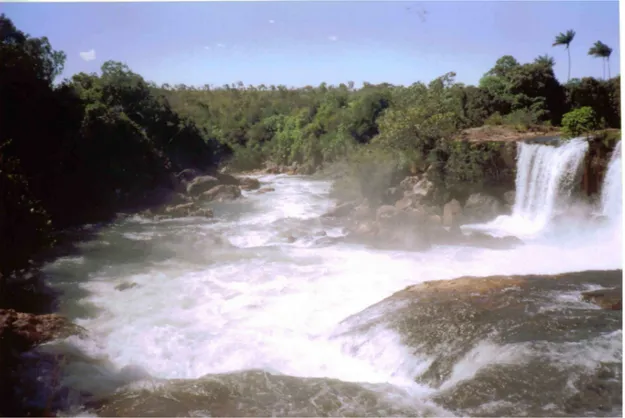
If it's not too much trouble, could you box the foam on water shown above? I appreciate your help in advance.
[41,163,622,412]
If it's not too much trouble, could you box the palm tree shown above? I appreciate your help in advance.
[588,41,613,79]
[552,29,576,81]
[534,54,556,68]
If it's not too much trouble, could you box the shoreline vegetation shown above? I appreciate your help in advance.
[0,14,621,416]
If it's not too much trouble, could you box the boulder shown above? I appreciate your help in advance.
[384,187,403,204]
[503,190,516,206]
[443,199,464,228]
[238,177,261,191]
[188,208,214,218]
[411,178,435,200]
[322,201,357,218]
[186,176,220,196]
[164,202,196,216]
[198,185,242,202]
[463,193,502,223]
[176,168,203,182]
[581,287,622,310]
[0,309,82,352]
[257,187,275,194]
[214,172,241,186]
[115,282,138,291]
[399,176,421,193]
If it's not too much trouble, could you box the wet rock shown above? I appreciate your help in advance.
[314,230,327,237]
[399,176,421,193]
[198,185,242,202]
[188,208,214,218]
[0,309,83,351]
[411,177,435,200]
[463,193,503,223]
[460,232,524,250]
[115,282,138,291]
[503,190,516,206]
[257,187,275,194]
[176,168,203,182]
[186,176,220,196]
[214,172,241,186]
[581,287,622,310]
[164,202,196,216]
[238,177,261,191]
[443,199,464,228]
[384,187,403,204]
[322,201,356,218]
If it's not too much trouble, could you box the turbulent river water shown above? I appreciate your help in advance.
[24,139,623,417]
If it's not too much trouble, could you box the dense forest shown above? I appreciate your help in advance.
[0,14,621,287]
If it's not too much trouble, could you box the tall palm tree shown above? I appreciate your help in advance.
[588,41,613,79]
[552,29,576,81]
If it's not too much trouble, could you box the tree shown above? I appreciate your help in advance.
[588,40,613,79]
[534,54,555,68]
[552,29,576,82]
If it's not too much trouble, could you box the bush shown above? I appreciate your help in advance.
[561,106,599,138]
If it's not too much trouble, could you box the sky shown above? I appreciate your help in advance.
[3,1,621,88]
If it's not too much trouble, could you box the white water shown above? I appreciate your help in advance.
[464,137,590,238]
[601,140,622,221]
[40,156,622,414]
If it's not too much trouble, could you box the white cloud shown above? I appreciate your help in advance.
[79,49,96,61]
[328,35,338,42]
[216,43,226,48]
[204,46,211,50]
[268,19,275,24]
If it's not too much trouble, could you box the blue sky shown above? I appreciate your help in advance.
[3,1,621,87]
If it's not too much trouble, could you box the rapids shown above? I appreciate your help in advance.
[23,138,623,416]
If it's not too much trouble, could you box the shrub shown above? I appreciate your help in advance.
[561,106,599,138]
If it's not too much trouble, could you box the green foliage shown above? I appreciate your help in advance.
[561,106,599,138]
[0,13,621,281]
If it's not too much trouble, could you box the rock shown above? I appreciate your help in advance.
[186,176,220,196]
[443,199,464,228]
[399,176,421,193]
[176,168,202,182]
[164,202,196,216]
[581,287,622,310]
[314,230,327,237]
[503,190,516,206]
[257,187,275,194]
[463,193,503,223]
[115,282,138,291]
[395,195,414,211]
[198,185,242,202]
[188,208,214,218]
[384,187,403,204]
[352,200,374,220]
[214,172,241,186]
[412,178,435,199]
[460,232,524,250]
[323,202,356,218]
[238,177,261,191]
[376,205,399,222]
[0,309,82,351]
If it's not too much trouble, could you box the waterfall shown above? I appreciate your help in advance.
[600,140,622,221]
[511,137,589,232]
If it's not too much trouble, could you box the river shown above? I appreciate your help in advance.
[22,140,623,416]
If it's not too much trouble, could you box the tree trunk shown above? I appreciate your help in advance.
[567,47,571,82]
[608,57,611,79]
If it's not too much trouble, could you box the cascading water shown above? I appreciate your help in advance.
[600,140,622,221]
[511,137,589,234]
[464,137,589,238]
